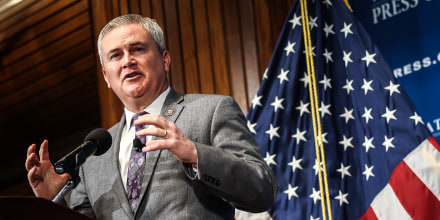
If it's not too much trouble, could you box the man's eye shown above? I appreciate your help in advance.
[133,47,144,52]
[110,54,120,59]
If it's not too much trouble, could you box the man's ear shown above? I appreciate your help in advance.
[102,68,111,89]
[163,50,171,72]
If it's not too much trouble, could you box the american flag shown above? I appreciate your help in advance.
[245,0,440,219]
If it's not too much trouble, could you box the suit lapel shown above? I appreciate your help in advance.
[111,114,134,217]
[161,89,184,124]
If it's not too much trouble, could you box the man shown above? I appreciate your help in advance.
[25,14,277,219]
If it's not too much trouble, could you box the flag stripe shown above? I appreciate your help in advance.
[370,184,412,220]
[359,207,378,220]
[429,136,440,152]
[405,137,440,202]
[394,138,440,219]
[389,161,440,219]
[361,138,440,220]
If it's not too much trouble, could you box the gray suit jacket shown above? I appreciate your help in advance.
[69,88,278,219]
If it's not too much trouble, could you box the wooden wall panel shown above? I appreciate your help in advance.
[151,0,166,26]
[192,0,214,94]
[0,0,101,195]
[240,0,263,107]
[164,0,186,93]
[178,0,200,94]
[223,0,247,111]
[0,0,294,196]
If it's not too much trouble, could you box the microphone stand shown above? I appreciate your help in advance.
[52,168,80,204]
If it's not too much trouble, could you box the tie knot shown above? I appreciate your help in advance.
[133,111,148,122]
[132,111,148,145]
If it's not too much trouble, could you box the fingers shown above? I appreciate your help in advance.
[25,140,50,172]
[134,114,168,130]
[27,166,39,185]
[141,140,164,152]
[25,144,39,172]
[134,114,171,138]
[163,129,168,138]
[133,114,198,164]
[39,140,50,161]
[136,126,169,139]
[27,143,36,158]
[25,153,40,172]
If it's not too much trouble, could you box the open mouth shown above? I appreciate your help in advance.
[125,72,142,80]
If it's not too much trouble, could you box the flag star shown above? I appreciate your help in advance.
[303,46,316,57]
[339,135,354,151]
[251,94,263,109]
[288,156,303,173]
[296,100,310,116]
[361,78,374,95]
[263,68,268,79]
[313,160,324,175]
[340,107,354,123]
[322,0,333,7]
[284,41,296,56]
[278,68,290,84]
[362,107,374,124]
[309,16,318,30]
[270,96,285,112]
[343,50,353,67]
[383,135,395,152]
[317,132,328,146]
[340,22,353,38]
[289,13,302,30]
[363,164,375,181]
[342,79,354,95]
[309,188,321,204]
[323,23,335,37]
[263,152,277,166]
[384,81,401,96]
[265,124,280,140]
[381,107,397,123]
[410,112,424,126]
[247,121,257,134]
[319,75,332,90]
[319,101,332,117]
[323,48,333,63]
[310,216,319,220]
[337,163,352,179]
[283,184,299,200]
[292,128,307,144]
[361,50,377,67]
[334,190,349,206]
[363,136,375,153]
[300,72,309,88]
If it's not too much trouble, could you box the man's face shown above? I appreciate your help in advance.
[100,23,170,106]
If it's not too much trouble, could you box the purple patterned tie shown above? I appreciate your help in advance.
[127,111,148,213]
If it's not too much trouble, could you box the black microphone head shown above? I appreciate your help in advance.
[84,128,112,156]
[133,138,143,152]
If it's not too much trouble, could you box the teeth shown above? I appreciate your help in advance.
[127,73,137,78]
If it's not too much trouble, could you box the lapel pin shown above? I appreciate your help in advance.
[166,109,175,116]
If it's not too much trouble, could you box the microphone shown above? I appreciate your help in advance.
[133,138,144,152]
[54,128,112,175]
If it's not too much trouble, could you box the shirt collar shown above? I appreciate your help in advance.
[124,87,171,127]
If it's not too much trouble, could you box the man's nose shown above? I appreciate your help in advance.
[122,54,136,68]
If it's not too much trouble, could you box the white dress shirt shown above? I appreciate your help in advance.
[119,87,170,190]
